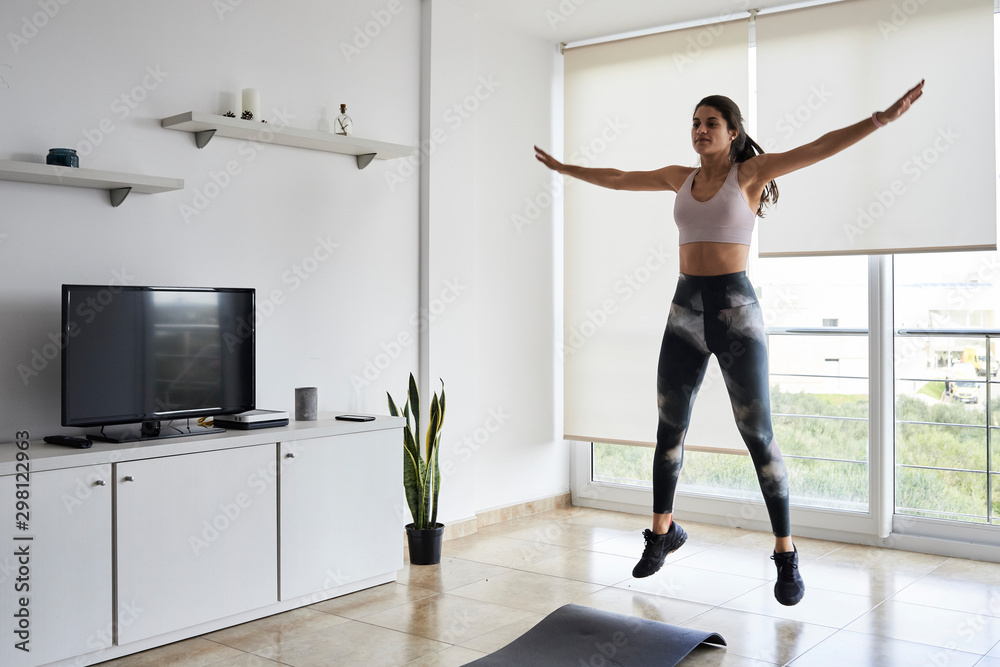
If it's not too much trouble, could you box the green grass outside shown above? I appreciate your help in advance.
[919,381,945,399]
[593,386,1000,524]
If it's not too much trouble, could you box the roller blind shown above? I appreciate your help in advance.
[756,0,997,257]
[563,20,752,452]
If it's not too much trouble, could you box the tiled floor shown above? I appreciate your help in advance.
[99,506,1000,667]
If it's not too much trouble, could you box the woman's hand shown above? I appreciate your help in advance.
[534,145,565,173]
[877,79,925,124]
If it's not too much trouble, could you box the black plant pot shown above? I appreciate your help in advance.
[405,523,444,565]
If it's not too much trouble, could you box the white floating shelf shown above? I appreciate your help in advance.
[161,111,417,169]
[0,160,184,207]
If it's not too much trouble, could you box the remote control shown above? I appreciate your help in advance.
[43,435,93,448]
[335,415,375,422]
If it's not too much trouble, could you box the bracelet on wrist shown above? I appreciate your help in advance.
[871,111,886,128]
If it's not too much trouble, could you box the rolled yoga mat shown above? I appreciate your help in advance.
[466,603,726,667]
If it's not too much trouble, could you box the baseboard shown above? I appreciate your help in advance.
[441,491,573,542]
[442,517,478,541]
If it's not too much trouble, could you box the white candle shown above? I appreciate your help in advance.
[242,88,260,119]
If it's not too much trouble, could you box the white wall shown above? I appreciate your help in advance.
[0,0,568,524]
[422,0,569,524]
[0,0,421,435]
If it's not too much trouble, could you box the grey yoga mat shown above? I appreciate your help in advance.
[466,603,726,667]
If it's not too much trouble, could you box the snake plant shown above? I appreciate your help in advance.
[387,373,445,531]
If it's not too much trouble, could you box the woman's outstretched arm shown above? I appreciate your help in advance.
[534,146,689,192]
[746,79,925,185]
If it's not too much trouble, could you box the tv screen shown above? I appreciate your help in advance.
[61,285,255,441]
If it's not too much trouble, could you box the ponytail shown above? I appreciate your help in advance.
[731,130,778,217]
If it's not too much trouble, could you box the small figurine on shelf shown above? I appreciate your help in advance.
[241,110,254,121]
[334,103,353,136]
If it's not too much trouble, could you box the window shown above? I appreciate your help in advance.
[894,251,1000,524]
[575,5,1000,550]
[751,255,869,512]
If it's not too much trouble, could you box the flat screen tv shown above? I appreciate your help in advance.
[61,285,255,442]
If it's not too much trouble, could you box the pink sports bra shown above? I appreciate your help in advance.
[673,164,756,245]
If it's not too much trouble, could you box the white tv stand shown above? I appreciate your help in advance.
[0,415,403,667]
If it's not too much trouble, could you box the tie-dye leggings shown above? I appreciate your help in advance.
[654,271,790,537]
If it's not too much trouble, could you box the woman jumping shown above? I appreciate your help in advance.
[535,80,924,606]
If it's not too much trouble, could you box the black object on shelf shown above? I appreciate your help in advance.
[43,435,93,448]
[46,148,79,168]
[213,417,289,430]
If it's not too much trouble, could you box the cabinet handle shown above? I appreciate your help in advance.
[286,453,295,459]
[94,480,107,487]
[123,475,135,482]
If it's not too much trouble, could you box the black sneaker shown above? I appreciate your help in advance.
[771,547,805,606]
[632,522,687,578]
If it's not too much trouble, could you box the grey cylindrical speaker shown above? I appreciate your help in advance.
[295,387,317,421]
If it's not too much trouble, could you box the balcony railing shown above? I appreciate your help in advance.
[764,326,870,512]
[895,328,998,524]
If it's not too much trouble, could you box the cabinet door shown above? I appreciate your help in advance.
[279,429,403,600]
[0,465,113,667]
[116,445,277,644]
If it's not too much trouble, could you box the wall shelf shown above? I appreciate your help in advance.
[161,111,417,170]
[0,160,184,207]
